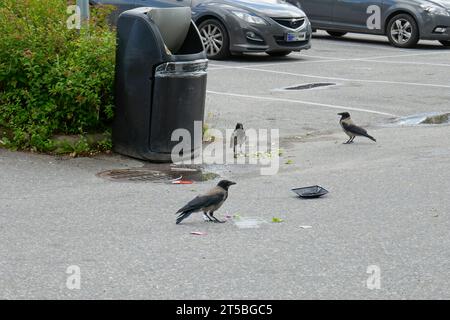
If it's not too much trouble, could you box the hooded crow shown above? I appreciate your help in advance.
[230,123,246,158]
[176,180,236,224]
[338,112,376,144]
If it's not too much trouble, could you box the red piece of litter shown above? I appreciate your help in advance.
[172,180,193,184]
[190,232,207,236]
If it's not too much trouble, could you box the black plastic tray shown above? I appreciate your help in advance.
[291,186,329,198]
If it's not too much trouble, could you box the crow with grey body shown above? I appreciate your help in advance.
[338,112,376,144]
[230,123,246,158]
[176,180,236,224]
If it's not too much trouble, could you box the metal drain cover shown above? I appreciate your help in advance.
[283,82,336,90]
[97,166,219,183]
[391,112,450,126]
[97,168,169,182]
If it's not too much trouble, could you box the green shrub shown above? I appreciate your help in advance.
[0,0,116,152]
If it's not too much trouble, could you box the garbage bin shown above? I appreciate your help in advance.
[113,6,208,162]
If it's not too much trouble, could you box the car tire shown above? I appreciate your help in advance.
[326,31,347,37]
[439,40,450,46]
[267,51,292,57]
[198,19,230,60]
[386,14,419,48]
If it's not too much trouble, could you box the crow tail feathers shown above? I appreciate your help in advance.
[176,211,194,224]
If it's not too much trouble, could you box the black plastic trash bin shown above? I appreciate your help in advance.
[112,7,208,162]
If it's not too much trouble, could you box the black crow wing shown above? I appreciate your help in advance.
[230,131,236,148]
[230,129,246,148]
[236,130,246,145]
[342,122,368,136]
[176,193,225,214]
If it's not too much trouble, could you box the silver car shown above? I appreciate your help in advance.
[288,0,450,48]
[92,0,312,59]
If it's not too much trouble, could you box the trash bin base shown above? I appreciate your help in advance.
[112,145,202,163]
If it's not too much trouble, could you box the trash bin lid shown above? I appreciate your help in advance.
[147,7,191,54]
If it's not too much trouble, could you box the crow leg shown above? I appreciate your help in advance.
[350,136,355,143]
[210,211,225,223]
[344,137,352,144]
[239,144,246,156]
[203,212,214,222]
[233,144,237,159]
[241,143,248,157]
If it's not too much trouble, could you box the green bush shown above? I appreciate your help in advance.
[0,0,116,152]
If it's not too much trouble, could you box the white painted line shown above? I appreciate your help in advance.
[311,34,446,53]
[311,39,412,52]
[298,53,450,67]
[209,50,450,72]
[353,50,450,61]
[208,63,230,68]
[209,58,342,71]
[207,90,397,117]
[358,59,450,68]
[294,53,347,60]
[236,67,450,89]
[208,55,339,70]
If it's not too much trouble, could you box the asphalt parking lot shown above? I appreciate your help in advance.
[206,30,450,135]
[1,31,450,299]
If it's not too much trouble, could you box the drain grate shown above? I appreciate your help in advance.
[421,113,449,125]
[283,82,336,90]
[97,166,219,183]
[97,168,168,182]
[391,112,450,126]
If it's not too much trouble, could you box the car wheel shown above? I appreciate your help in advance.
[267,51,292,57]
[386,14,419,48]
[198,19,230,60]
[326,31,347,37]
[439,40,450,46]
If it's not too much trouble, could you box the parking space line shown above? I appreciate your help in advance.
[300,53,450,67]
[357,59,450,68]
[234,66,450,89]
[208,57,337,71]
[293,53,347,60]
[208,63,230,67]
[207,90,397,117]
[209,50,450,72]
[301,51,450,61]
[209,59,341,71]
[311,34,450,53]
[311,38,412,52]
[353,50,450,60]
[284,51,450,68]
[311,50,450,63]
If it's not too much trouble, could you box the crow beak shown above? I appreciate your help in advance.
[230,181,237,185]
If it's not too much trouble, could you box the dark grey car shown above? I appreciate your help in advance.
[288,0,450,48]
[92,0,312,59]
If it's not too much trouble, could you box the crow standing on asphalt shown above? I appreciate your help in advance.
[230,123,246,158]
[176,180,236,224]
[338,112,376,144]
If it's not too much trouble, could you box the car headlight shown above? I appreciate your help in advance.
[231,11,267,25]
[421,4,450,16]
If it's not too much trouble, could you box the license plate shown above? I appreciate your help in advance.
[285,32,306,42]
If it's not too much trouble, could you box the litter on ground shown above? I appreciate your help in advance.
[190,231,207,236]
